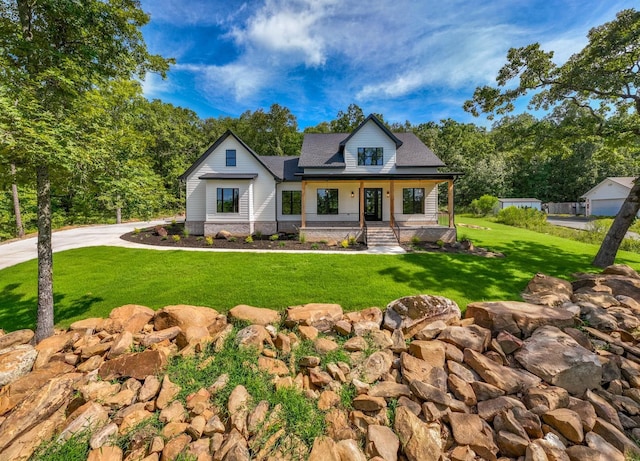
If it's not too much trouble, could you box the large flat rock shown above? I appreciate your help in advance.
[514,326,602,395]
[465,301,575,338]
[385,295,461,338]
[285,303,343,332]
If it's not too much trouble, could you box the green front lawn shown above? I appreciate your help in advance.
[1,217,639,332]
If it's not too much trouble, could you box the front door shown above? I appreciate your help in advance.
[364,188,383,221]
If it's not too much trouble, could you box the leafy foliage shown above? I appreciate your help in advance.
[496,206,547,230]
[470,195,499,217]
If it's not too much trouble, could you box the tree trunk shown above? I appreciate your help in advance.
[116,194,121,224]
[35,164,54,342]
[10,163,24,238]
[593,178,640,268]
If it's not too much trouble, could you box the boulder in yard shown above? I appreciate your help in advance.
[384,295,461,338]
[285,303,343,332]
[521,273,573,306]
[514,325,602,395]
[229,305,281,326]
[0,345,37,387]
[465,300,575,337]
[98,350,168,381]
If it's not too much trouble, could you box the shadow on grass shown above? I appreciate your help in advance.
[0,283,103,331]
[385,240,597,304]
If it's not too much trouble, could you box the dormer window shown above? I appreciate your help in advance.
[358,147,383,166]
[226,149,236,167]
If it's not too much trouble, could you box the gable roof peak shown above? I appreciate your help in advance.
[179,129,280,180]
[339,114,403,149]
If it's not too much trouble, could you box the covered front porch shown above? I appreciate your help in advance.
[297,174,459,244]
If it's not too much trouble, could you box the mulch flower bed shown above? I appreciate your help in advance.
[120,223,368,251]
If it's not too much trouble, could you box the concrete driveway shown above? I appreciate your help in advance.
[547,215,640,240]
[546,216,594,230]
[0,220,166,270]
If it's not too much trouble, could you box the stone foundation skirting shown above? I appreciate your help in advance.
[301,227,364,243]
[397,226,457,243]
[184,220,204,236]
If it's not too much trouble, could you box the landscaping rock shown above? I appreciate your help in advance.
[154,304,227,337]
[285,303,343,332]
[0,372,82,452]
[465,301,575,337]
[464,348,540,394]
[438,324,491,352]
[448,412,498,461]
[394,406,442,461]
[0,344,37,386]
[515,326,602,395]
[228,305,280,326]
[521,273,573,306]
[542,408,584,443]
[98,350,168,380]
[0,329,34,350]
[108,304,154,333]
[366,424,399,461]
[384,295,461,338]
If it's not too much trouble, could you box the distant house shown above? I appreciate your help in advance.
[180,114,463,244]
[581,177,636,217]
[498,198,542,211]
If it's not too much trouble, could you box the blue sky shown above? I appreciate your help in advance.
[139,0,637,129]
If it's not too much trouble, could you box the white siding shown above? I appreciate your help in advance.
[585,180,631,201]
[343,121,397,173]
[185,136,277,224]
[393,181,438,223]
[305,181,360,223]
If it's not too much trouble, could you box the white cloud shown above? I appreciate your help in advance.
[176,63,272,102]
[229,0,337,66]
[140,72,175,98]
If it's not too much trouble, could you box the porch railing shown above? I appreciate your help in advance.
[438,212,451,227]
[390,214,400,242]
[363,220,367,246]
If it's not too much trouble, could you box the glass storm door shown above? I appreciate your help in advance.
[364,188,383,221]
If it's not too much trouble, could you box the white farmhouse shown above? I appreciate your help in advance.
[180,115,462,244]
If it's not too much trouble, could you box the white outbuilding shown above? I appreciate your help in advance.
[498,198,542,211]
[581,177,636,217]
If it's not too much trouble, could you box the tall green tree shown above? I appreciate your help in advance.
[464,8,640,267]
[414,119,507,206]
[0,0,170,341]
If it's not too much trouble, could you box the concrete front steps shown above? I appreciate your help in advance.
[366,225,399,247]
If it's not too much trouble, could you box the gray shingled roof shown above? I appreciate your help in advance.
[299,131,444,168]
[298,133,347,168]
[259,155,302,181]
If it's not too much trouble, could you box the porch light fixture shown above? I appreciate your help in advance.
[386,190,390,198]
[351,191,354,198]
